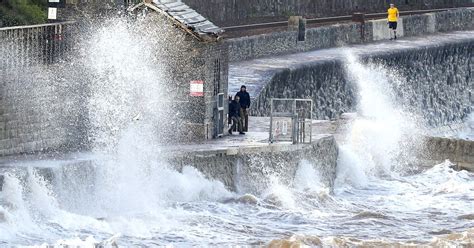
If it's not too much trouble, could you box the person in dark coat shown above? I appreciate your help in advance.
[228,95,245,135]
[236,85,250,132]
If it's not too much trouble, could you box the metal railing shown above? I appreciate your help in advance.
[222,7,473,32]
[0,21,76,71]
[269,98,313,144]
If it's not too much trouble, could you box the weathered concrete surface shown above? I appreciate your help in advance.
[227,21,371,62]
[157,117,339,191]
[229,30,474,126]
[182,0,473,26]
[0,117,339,194]
[372,19,405,41]
[165,135,338,192]
[228,8,474,62]
[417,136,474,171]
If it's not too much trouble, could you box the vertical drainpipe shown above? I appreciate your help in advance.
[352,12,366,41]
[0,174,4,192]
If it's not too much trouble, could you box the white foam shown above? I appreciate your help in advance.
[294,160,325,191]
[337,51,421,183]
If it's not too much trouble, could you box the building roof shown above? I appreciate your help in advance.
[129,0,223,42]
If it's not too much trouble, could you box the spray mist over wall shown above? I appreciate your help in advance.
[336,51,422,187]
[84,19,167,152]
[0,17,233,244]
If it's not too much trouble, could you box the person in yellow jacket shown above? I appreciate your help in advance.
[387,3,400,40]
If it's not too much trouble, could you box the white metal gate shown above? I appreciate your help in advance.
[269,98,313,144]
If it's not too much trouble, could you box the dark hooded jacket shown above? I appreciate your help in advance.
[236,91,251,109]
[229,100,241,118]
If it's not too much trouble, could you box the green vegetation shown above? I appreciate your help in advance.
[0,0,47,27]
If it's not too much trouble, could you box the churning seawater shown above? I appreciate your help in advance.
[0,21,473,247]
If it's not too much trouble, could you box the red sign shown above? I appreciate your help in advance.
[190,80,204,96]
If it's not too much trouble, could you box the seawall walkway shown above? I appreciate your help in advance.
[228,30,474,98]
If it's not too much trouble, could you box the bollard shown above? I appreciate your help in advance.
[0,174,5,222]
[288,16,302,31]
[288,16,306,42]
[352,12,366,40]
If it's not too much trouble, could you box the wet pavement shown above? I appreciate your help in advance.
[0,116,340,167]
[157,116,340,154]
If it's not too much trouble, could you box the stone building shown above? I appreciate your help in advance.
[128,0,229,141]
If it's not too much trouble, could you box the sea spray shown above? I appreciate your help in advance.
[0,16,473,248]
[0,17,234,245]
[336,51,421,186]
[83,19,233,216]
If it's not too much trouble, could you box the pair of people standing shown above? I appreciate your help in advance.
[388,3,400,40]
[228,85,250,135]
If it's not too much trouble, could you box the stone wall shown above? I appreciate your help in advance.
[417,136,474,171]
[227,22,372,62]
[0,65,88,156]
[182,0,473,26]
[0,136,338,200]
[135,12,229,141]
[0,24,87,156]
[145,135,337,192]
[253,61,356,120]
[0,10,229,156]
[228,8,474,62]
[251,36,473,126]
[367,42,474,126]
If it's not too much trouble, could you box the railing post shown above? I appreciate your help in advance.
[352,12,366,41]
[269,99,274,143]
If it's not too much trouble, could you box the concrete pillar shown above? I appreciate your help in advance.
[288,16,303,31]
[371,18,404,41]
[288,16,306,41]
[426,13,436,33]
[0,174,5,223]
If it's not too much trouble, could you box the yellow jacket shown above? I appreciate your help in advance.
[388,7,399,22]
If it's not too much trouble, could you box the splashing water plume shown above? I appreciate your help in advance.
[336,51,422,187]
[0,18,472,247]
[83,19,234,218]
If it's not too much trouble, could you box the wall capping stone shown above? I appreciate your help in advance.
[227,8,474,62]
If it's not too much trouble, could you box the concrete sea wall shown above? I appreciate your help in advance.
[227,22,371,62]
[0,136,339,199]
[183,0,473,26]
[253,60,355,120]
[418,136,474,171]
[227,8,474,62]
[249,34,473,126]
[166,135,338,192]
[368,42,474,126]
